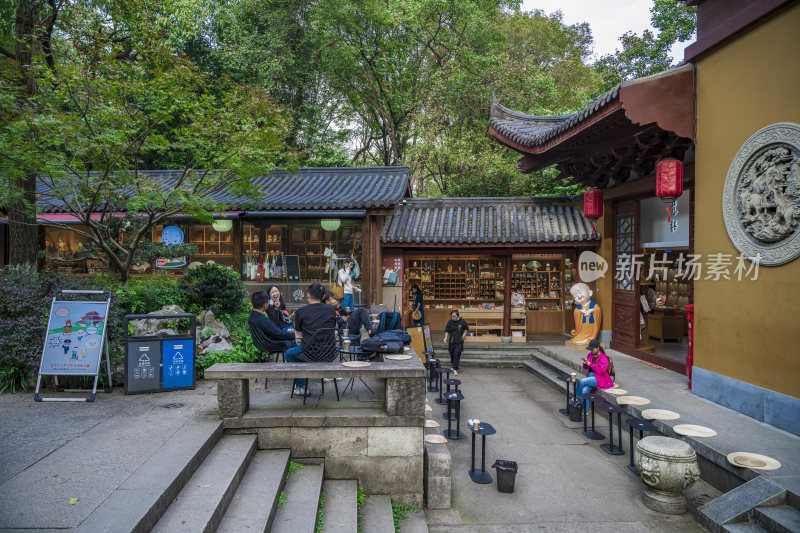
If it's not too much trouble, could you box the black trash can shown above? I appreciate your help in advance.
[491,460,518,493]
[568,399,583,422]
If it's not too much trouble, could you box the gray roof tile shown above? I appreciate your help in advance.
[37,167,410,214]
[381,197,600,245]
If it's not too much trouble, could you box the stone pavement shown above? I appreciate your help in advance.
[0,382,219,531]
[424,367,710,532]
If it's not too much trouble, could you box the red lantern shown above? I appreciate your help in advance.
[583,188,603,237]
[656,159,684,222]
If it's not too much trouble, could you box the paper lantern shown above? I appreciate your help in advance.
[321,218,341,231]
[583,189,603,238]
[212,219,233,232]
[583,189,603,220]
[656,159,684,222]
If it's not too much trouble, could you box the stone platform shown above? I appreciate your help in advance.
[205,354,427,506]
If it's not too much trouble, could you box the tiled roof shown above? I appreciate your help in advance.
[489,63,694,149]
[489,86,620,148]
[381,197,599,245]
[37,167,410,214]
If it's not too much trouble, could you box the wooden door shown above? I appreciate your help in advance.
[610,200,640,352]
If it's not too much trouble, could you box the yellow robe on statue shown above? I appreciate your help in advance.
[570,300,601,345]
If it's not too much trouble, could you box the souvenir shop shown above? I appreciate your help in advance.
[379,197,601,339]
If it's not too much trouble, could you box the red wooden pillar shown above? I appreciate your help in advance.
[503,254,512,337]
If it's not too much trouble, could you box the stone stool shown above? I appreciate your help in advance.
[636,436,700,514]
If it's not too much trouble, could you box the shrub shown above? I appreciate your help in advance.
[177,264,248,316]
[0,267,123,392]
[111,276,184,315]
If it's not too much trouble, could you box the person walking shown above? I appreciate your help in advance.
[443,309,468,375]
[577,339,613,411]
[411,283,425,326]
[337,258,360,313]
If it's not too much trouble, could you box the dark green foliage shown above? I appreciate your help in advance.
[315,492,325,533]
[110,276,184,315]
[391,499,418,532]
[177,264,248,316]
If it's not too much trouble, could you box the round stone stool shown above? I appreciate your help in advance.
[635,436,700,514]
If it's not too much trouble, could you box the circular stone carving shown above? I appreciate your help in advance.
[722,122,800,266]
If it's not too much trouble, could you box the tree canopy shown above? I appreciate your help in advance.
[0,0,698,267]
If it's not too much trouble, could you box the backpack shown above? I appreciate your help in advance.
[360,332,404,353]
[376,312,403,334]
[607,353,616,382]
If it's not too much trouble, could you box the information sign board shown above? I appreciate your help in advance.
[35,290,113,402]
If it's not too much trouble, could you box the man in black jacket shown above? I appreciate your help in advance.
[249,291,296,350]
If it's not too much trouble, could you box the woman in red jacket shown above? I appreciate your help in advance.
[577,339,613,411]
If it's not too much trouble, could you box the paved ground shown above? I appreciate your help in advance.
[425,367,710,532]
[0,383,219,531]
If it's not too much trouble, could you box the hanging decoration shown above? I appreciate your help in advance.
[321,218,341,231]
[583,188,603,237]
[212,219,233,232]
[656,159,684,224]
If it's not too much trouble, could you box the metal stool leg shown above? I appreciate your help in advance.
[627,426,637,473]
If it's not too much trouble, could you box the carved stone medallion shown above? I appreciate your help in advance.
[722,123,800,266]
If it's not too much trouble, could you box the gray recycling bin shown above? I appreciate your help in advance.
[124,313,196,395]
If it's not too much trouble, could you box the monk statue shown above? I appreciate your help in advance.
[569,283,602,346]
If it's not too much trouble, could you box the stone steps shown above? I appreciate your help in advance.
[361,494,396,533]
[271,464,324,533]
[753,505,800,533]
[398,508,430,532]
[151,434,257,533]
[74,417,223,533]
[217,449,290,532]
[321,479,358,533]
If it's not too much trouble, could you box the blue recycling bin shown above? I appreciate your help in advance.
[124,314,196,394]
[162,339,194,389]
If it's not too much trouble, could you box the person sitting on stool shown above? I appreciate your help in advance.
[285,283,338,397]
[577,339,613,411]
[443,309,468,375]
[248,290,297,351]
[324,291,375,337]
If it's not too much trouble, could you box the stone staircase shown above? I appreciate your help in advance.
[76,422,427,532]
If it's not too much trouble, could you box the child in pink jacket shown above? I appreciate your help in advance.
[578,339,613,410]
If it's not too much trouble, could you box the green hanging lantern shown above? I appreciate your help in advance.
[321,218,341,231]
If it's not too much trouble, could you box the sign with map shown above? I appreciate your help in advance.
[40,301,109,375]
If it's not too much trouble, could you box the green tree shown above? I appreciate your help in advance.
[407,9,601,196]
[596,0,697,90]
[0,0,63,267]
[0,1,292,283]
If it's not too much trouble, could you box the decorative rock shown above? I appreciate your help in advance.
[202,338,234,354]
[131,305,187,336]
[198,309,230,339]
[636,436,700,514]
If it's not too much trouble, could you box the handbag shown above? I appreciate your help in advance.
[411,309,422,321]
[332,271,344,300]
